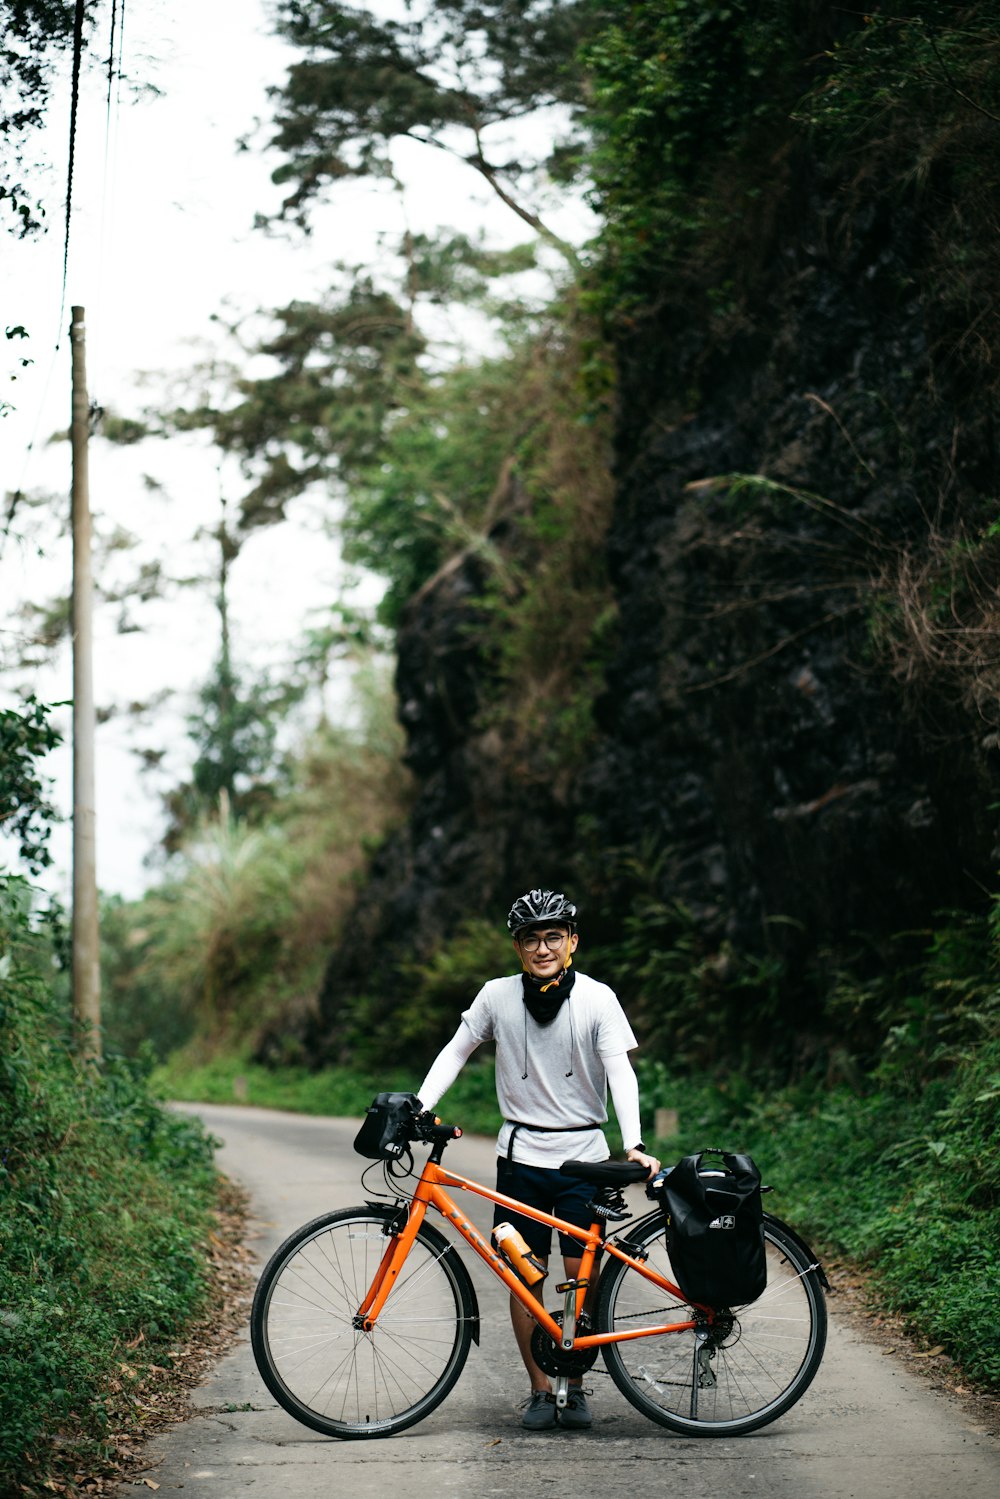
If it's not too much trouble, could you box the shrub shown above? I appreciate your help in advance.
[0,878,218,1488]
[640,1025,1000,1390]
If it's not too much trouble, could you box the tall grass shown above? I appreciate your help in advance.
[0,880,219,1492]
[102,662,410,1058]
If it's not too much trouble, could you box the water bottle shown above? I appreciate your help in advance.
[493,1222,547,1286]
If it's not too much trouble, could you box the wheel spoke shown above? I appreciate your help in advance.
[251,1209,474,1438]
[599,1217,827,1435]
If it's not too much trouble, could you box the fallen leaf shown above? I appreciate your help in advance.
[913,1345,945,1358]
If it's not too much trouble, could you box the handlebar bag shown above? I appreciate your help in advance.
[353,1092,420,1160]
[655,1149,767,1308]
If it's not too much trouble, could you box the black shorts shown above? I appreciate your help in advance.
[493,1158,601,1260]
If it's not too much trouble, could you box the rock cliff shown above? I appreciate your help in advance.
[308,168,999,1069]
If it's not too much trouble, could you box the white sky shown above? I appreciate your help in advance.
[1,0,595,900]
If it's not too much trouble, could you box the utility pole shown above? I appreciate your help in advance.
[70,305,101,1062]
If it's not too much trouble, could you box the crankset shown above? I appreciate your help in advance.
[530,1311,599,1378]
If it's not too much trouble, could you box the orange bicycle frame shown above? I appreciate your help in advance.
[356,1156,699,1349]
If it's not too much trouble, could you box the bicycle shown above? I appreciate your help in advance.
[250,1112,828,1440]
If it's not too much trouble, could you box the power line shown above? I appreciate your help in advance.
[58,0,89,345]
[5,1,127,554]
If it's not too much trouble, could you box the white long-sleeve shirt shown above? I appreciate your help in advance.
[418,972,643,1166]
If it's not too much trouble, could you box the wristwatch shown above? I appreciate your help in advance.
[631,1141,647,1153]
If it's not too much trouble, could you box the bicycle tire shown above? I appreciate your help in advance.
[597,1211,827,1436]
[251,1204,477,1438]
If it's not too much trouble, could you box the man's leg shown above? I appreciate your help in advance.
[509,1258,561,1429]
[509,1251,590,1371]
[509,1256,551,1389]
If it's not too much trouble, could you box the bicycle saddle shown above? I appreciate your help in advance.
[558,1160,649,1185]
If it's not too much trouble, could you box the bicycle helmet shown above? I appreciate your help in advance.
[506,889,578,936]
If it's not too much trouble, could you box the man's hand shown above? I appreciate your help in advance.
[626,1147,661,1180]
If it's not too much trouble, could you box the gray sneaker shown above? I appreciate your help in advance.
[521,1390,557,1430]
[558,1388,592,1430]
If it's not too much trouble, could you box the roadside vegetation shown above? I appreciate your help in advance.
[0,883,221,1493]
[150,861,1000,1395]
[152,921,1000,1395]
[0,701,247,1497]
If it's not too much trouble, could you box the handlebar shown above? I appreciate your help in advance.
[411,1111,463,1145]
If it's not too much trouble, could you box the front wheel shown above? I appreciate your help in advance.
[597,1211,827,1436]
[251,1205,477,1438]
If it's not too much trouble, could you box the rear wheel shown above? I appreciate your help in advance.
[597,1212,827,1435]
[251,1205,476,1438]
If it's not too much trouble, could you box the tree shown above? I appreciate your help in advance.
[104,5,598,652]
[0,0,102,236]
[196,278,429,533]
[262,0,605,264]
[123,229,546,626]
[0,696,62,874]
[157,490,300,851]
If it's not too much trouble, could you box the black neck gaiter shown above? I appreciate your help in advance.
[521,966,576,1025]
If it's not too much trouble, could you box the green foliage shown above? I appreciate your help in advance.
[309,918,514,1074]
[797,4,1000,149]
[111,809,304,1042]
[630,889,1000,1390]
[100,895,196,1061]
[796,1,1000,392]
[195,284,614,653]
[162,653,293,849]
[189,661,281,806]
[393,919,515,1058]
[585,852,793,1071]
[0,879,218,1489]
[266,0,597,254]
[581,0,1000,393]
[405,232,539,305]
[345,348,537,626]
[133,6,602,622]
[162,257,543,613]
[581,0,808,309]
[642,1024,1000,1390]
[103,662,409,1055]
[0,695,61,873]
[474,308,617,734]
[584,837,1000,1081]
[210,284,427,532]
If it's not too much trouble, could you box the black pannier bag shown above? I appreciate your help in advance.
[654,1148,767,1308]
[353,1092,420,1160]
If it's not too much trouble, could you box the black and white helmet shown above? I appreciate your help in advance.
[507,889,578,936]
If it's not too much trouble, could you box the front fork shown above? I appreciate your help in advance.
[353,1200,427,1330]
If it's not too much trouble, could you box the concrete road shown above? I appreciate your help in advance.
[116,1103,1000,1498]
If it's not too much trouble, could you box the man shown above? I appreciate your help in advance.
[416,889,660,1431]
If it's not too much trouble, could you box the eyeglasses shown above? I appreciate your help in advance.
[518,930,569,952]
